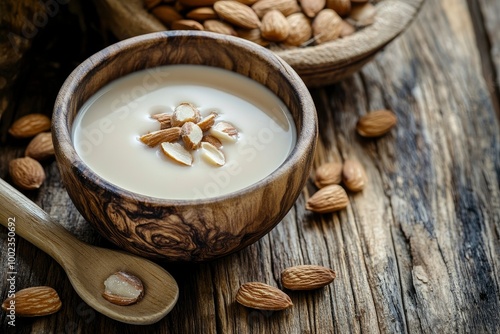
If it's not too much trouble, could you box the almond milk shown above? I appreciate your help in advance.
[72,65,296,199]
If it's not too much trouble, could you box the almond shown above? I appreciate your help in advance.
[151,112,172,129]
[197,112,218,131]
[8,113,51,139]
[326,0,351,16]
[151,5,183,26]
[186,7,218,21]
[25,132,54,161]
[144,0,162,11]
[252,0,301,18]
[349,2,376,27]
[299,0,325,18]
[139,127,181,147]
[202,134,223,149]
[284,13,312,46]
[209,121,238,142]
[237,28,270,47]
[314,161,342,188]
[1,286,61,317]
[235,0,259,4]
[178,0,217,6]
[356,109,397,137]
[306,184,348,213]
[281,265,336,290]
[161,142,193,166]
[9,157,46,190]
[181,122,203,150]
[103,271,144,306]
[260,10,290,42]
[213,1,261,29]
[236,282,292,310]
[342,159,366,192]
[171,19,205,30]
[313,9,343,45]
[200,142,225,166]
[339,19,356,37]
[204,19,237,35]
[171,102,201,127]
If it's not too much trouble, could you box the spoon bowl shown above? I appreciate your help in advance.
[0,178,178,325]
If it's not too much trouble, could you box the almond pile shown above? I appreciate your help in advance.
[236,264,336,310]
[140,102,238,166]
[7,113,54,190]
[144,0,376,48]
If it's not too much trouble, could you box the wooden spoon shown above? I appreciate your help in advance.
[0,178,178,325]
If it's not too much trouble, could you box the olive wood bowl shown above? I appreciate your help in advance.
[94,0,425,87]
[53,31,317,261]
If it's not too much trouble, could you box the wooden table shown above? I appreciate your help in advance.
[1,0,499,332]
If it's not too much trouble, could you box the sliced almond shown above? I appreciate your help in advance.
[102,271,144,306]
[171,103,201,127]
[202,134,223,149]
[181,122,203,150]
[200,142,225,166]
[139,127,181,147]
[161,142,193,166]
[151,113,172,129]
[197,112,218,131]
[209,121,238,142]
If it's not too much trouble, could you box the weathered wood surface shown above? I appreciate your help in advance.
[1,0,499,333]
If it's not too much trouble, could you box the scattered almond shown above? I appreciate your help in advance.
[181,122,203,150]
[202,134,223,149]
[25,132,54,161]
[306,184,348,213]
[210,121,238,142]
[200,141,226,166]
[342,159,366,192]
[8,113,51,139]
[213,1,261,29]
[356,109,397,137]
[1,286,61,317]
[139,127,181,147]
[9,157,46,190]
[151,112,172,129]
[161,142,193,166]
[314,161,343,188]
[260,10,290,42]
[197,112,218,131]
[103,271,145,306]
[299,0,326,18]
[171,102,201,127]
[282,265,336,290]
[236,282,292,311]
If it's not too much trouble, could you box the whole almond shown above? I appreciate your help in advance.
[313,9,343,45]
[339,19,356,37]
[178,0,217,6]
[204,20,237,36]
[8,113,51,139]
[171,19,204,30]
[282,265,336,290]
[342,159,366,192]
[349,2,376,27]
[1,286,61,317]
[356,109,397,137]
[9,157,46,190]
[306,184,348,213]
[213,1,260,29]
[252,0,301,18]
[314,161,343,188]
[237,28,270,47]
[284,13,312,46]
[186,7,218,21]
[144,0,162,11]
[235,0,259,4]
[25,132,54,161]
[236,282,292,310]
[260,10,289,42]
[151,5,183,26]
[326,0,351,16]
[299,0,326,18]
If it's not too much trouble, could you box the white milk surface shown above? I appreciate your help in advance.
[72,65,296,199]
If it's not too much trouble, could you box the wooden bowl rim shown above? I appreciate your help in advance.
[53,30,317,206]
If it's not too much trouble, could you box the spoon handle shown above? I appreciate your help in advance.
[0,178,85,267]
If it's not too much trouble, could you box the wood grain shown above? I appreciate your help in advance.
[1,0,499,332]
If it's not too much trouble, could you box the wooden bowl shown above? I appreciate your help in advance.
[52,31,317,261]
[94,0,425,87]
